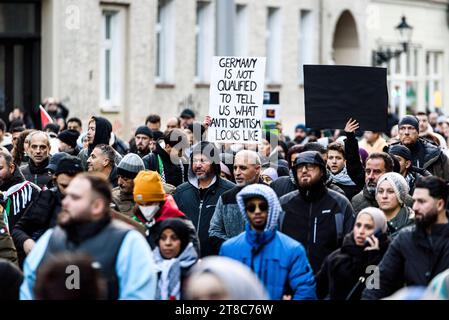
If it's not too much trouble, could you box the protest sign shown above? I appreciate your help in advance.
[208,56,266,144]
[303,65,388,132]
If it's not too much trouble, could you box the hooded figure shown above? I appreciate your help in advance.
[220,184,317,300]
[77,116,122,170]
[153,218,198,300]
[184,256,269,300]
[174,142,235,257]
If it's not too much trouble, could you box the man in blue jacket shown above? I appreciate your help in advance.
[219,184,316,300]
[20,172,157,300]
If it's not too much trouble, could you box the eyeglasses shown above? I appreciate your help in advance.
[246,202,268,213]
[297,163,317,171]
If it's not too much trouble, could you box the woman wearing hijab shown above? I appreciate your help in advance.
[219,184,316,300]
[153,218,198,300]
[315,207,390,300]
[184,256,269,300]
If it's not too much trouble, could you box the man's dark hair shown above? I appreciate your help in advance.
[145,114,161,125]
[303,142,327,155]
[67,117,82,128]
[286,144,304,168]
[79,171,113,205]
[367,152,394,172]
[163,128,189,149]
[94,144,115,168]
[11,126,25,134]
[327,142,345,159]
[415,176,449,206]
[416,111,427,117]
[9,119,25,131]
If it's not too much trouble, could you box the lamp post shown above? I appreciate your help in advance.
[373,16,413,66]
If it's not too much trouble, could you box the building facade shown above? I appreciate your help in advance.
[0,0,448,138]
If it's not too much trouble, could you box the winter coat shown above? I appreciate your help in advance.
[142,143,188,187]
[0,218,18,266]
[174,151,235,257]
[279,185,356,274]
[405,166,432,195]
[11,187,62,265]
[220,184,317,300]
[362,221,449,300]
[344,131,366,189]
[112,187,135,218]
[111,133,129,156]
[20,157,52,190]
[392,138,449,181]
[316,231,390,300]
[387,206,414,239]
[134,194,200,255]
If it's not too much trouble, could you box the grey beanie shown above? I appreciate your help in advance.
[117,153,145,179]
[376,172,410,206]
[358,207,388,233]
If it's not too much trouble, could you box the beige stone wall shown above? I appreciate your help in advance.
[42,0,449,140]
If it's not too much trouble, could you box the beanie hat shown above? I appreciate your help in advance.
[46,152,70,172]
[358,207,388,234]
[55,156,83,176]
[180,108,195,119]
[294,151,326,172]
[135,126,153,139]
[295,124,307,131]
[133,171,165,202]
[376,172,410,205]
[398,115,419,132]
[117,153,145,179]
[58,130,80,149]
[156,218,191,254]
[389,144,412,161]
[359,148,369,166]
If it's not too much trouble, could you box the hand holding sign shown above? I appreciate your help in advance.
[208,56,266,144]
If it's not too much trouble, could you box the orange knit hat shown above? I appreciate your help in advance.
[133,171,165,203]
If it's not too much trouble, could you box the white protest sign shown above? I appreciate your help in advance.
[207,56,266,144]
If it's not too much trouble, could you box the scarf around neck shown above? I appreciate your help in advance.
[330,166,356,186]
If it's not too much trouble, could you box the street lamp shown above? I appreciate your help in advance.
[373,16,413,66]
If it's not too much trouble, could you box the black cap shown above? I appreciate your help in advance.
[46,152,70,172]
[398,115,419,132]
[55,156,83,176]
[180,108,195,119]
[389,144,412,161]
[135,126,153,139]
[294,151,326,172]
[57,130,80,148]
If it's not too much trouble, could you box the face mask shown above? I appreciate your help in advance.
[139,205,160,221]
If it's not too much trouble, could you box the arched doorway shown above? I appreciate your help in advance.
[332,10,360,65]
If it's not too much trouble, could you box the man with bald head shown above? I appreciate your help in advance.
[208,150,262,254]
[20,131,52,189]
[166,117,180,131]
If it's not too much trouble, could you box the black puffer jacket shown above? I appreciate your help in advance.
[279,181,356,274]
[362,220,449,300]
[19,157,52,189]
[316,231,390,300]
[173,142,235,257]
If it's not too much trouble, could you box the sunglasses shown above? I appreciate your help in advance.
[246,202,268,213]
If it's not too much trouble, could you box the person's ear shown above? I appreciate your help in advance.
[436,198,445,212]
[406,160,412,169]
[91,198,105,217]
[9,162,15,175]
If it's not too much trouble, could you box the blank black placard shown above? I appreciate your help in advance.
[303,65,388,132]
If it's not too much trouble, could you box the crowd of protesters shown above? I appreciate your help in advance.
[1,98,449,300]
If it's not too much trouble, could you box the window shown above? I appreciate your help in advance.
[234,4,248,57]
[100,9,126,111]
[156,0,175,84]
[426,51,443,111]
[299,9,315,84]
[266,7,282,84]
[195,1,214,83]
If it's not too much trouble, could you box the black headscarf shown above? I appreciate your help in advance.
[156,218,191,255]
[88,116,112,155]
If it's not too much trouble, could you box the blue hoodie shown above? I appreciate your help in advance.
[220,184,317,300]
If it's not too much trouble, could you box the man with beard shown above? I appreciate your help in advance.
[279,151,356,274]
[392,115,449,180]
[174,142,235,257]
[363,176,449,300]
[351,152,413,214]
[208,150,263,254]
[131,126,154,157]
[20,172,157,300]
